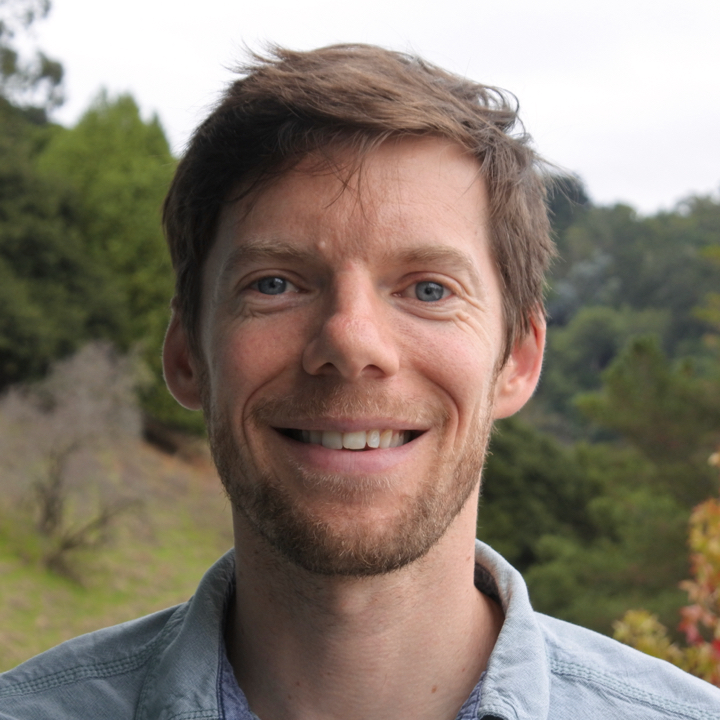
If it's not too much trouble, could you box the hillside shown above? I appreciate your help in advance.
[0,439,232,672]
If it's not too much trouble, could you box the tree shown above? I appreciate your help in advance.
[613,450,720,686]
[546,195,720,359]
[489,332,720,635]
[577,336,720,507]
[37,92,175,349]
[610,224,720,684]
[480,415,692,634]
[0,343,146,580]
[538,305,669,429]
[546,173,590,242]
[36,93,199,430]
[0,88,199,432]
[525,474,688,634]
[0,0,62,112]
[694,245,720,350]
[0,97,127,387]
[479,416,600,570]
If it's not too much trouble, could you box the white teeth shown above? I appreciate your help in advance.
[321,431,343,450]
[393,431,410,447]
[342,431,367,450]
[299,428,411,450]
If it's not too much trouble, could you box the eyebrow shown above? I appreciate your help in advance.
[389,246,484,288]
[218,237,319,287]
[218,236,487,296]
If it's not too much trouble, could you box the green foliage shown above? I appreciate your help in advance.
[503,333,720,634]
[481,416,692,634]
[0,0,63,111]
[526,483,688,633]
[514,189,720,635]
[0,98,125,386]
[541,305,669,422]
[0,88,201,431]
[35,92,201,431]
[546,174,590,240]
[547,196,720,359]
[479,416,599,570]
[614,476,720,686]
[577,337,720,506]
[37,92,174,348]
[694,245,720,344]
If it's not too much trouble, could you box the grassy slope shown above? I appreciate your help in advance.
[0,442,233,672]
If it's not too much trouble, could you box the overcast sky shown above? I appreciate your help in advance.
[32,0,720,215]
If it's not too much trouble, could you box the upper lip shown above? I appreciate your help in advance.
[270,418,429,433]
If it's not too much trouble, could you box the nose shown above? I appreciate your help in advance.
[302,273,400,380]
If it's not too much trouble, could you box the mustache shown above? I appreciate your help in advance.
[249,383,449,428]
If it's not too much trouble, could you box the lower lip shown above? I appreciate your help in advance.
[273,431,422,474]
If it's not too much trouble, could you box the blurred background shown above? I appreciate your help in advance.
[35,0,720,214]
[1,0,719,681]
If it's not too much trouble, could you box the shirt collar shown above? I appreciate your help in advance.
[474,540,550,720]
[135,542,550,720]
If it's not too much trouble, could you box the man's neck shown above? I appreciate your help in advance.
[225,501,503,720]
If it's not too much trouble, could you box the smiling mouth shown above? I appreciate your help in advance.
[278,429,420,450]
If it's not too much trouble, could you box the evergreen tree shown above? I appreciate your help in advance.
[0,98,124,386]
[36,93,199,430]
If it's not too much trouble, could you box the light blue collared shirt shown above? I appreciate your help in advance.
[2,541,719,719]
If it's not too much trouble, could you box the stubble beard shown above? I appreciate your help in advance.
[205,386,495,578]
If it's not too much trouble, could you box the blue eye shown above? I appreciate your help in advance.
[415,281,446,302]
[255,277,287,295]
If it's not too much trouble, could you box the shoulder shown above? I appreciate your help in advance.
[0,550,235,720]
[474,540,720,719]
[0,604,186,720]
[537,613,720,719]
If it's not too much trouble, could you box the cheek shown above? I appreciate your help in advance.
[207,318,303,410]
[405,319,500,427]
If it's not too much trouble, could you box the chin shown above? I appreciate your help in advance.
[214,438,487,578]
[207,389,493,577]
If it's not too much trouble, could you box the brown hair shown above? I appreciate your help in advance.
[163,44,555,362]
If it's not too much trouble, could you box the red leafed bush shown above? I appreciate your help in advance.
[614,450,720,686]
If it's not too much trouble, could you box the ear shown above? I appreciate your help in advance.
[162,308,204,411]
[492,314,546,420]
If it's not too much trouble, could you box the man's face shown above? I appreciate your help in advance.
[171,138,535,576]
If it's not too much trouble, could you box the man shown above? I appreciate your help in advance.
[1,44,719,720]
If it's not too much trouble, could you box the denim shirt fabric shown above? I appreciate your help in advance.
[2,540,720,719]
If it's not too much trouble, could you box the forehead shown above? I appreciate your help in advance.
[207,137,493,282]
